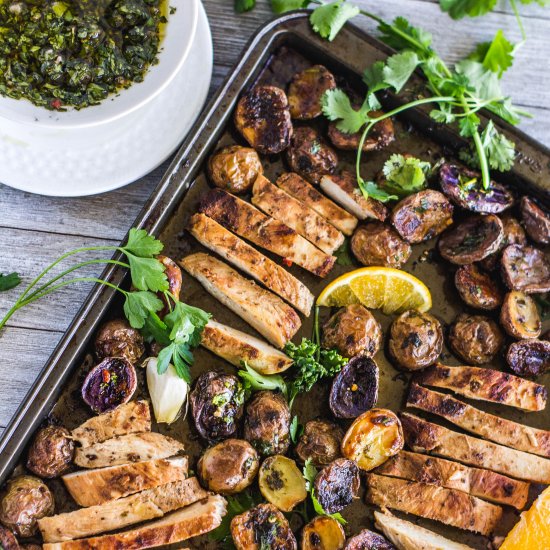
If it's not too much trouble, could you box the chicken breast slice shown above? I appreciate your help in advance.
[188,212,313,315]
[180,253,301,348]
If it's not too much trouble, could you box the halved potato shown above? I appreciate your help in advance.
[259,455,307,512]
[301,516,345,550]
[500,291,542,339]
[341,409,403,471]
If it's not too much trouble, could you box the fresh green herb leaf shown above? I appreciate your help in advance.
[469,30,515,77]
[357,177,398,203]
[377,16,433,55]
[124,228,164,258]
[381,154,431,196]
[209,491,259,546]
[480,120,516,171]
[290,415,303,443]
[123,291,164,329]
[164,302,211,344]
[238,362,288,396]
[126,255,169,292]
[271,0,309,13]
[334,240,354,266]
[141,312,171,345]
[235,0,256,12]
[302,458,318,488]
[309,0,360,41]
[382,51,420,92]
[0,272,21,292]
[322,88,370,134]
[439,0,497,19]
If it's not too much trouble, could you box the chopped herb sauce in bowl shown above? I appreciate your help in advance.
[0,0,199,127]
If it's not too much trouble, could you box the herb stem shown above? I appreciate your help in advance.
[509,0,527,42]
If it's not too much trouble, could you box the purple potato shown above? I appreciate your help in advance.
[314,458,360,514]
[501,245,550,294]
[329,356,379,419]
[344,529,396,550]
[439,163,513,213]
[520,196,550,244]
[81,357,137,413]
[506,339,550,377]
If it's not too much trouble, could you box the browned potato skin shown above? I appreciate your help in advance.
[479,214,526,271]
[286,127,338,185]
[156,255,183,318]
[314,458,360,514]
[501,244,550,294]
[454,264,503,310]
[26,425,74,479]
[507,339,550,377]
[231,503,297,550]
[500,291,541,339]
[20,546,42,550]
[0,476,54,538]
[388,310,443,371]
[322,304,382,358]
[235,85,293,155]
[197,439,259,495]
[0,525,19,550]
[301,516,346,550]
[343,529,396,550]
[288,65,336,120]
[449,314,504,365]
[328,112,394,152]
[243,391,291,456]
[295,419,344,468]
[94,319,145,364]
[391,190,453,243]
[208,145,263,194]
[351,222,411,269]
[521,196,550,244]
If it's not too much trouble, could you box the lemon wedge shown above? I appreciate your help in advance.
[316,267,432,315]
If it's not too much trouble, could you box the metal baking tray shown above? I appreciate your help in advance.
[1,12,549,549]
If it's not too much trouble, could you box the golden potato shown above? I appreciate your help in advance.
[259,455,307,512]
[341,409,403,471]
[288,65,336,119]
[301,516,345,550]
[500,291,541,339]
[208,145,263,194]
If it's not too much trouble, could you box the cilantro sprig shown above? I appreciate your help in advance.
[380,154,432,196]
[0,272,21,292]
[0,228,209,380]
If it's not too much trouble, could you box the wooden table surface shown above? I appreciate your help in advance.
[0,0,549,437]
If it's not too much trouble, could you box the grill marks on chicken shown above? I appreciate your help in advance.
[180,253,301,348]
[199,188,335,277]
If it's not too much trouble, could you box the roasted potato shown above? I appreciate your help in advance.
[208,145,263,194]
[314,458,360,514]
[506,339,550,377]
[454,264,502,310]
[156,255,183,318]
[0,476,54,538]
[301,516,346,550]
[287,65,336,119]
[0,525,19,550]
[328,111,394,152]
[26,425,74,479]
[501,245,550,294]
[286,127,338,185]
[190,371,245,442]
[341,409,404,471]
[500,291,541,339]
[231,503,297,550]
[244,391,291,456]
[234,85,293,154]
[259,455,307,512]
[94,318,145,364]
[198,439,259,494]
[520,196,550,244]
[322,304,382,359]
[343,529,396,550]
[295,419,344,468]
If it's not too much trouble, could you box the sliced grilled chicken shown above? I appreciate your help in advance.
[188,213,313,315]
[39,477,207,543]
[416,363,547,412]
[73,432,185,469]
[201,320,293,374]
[251,175,344,255]
[63,456,188,507]
[375,450,529,509]
[374,511,476,550]
[180,253,301,348]
[71,400,151,447]
[276,173,358,236]
[320,172,388,222]
[199,188,335,277]
[42,494,227,550]
[401,413,550,484]
[407,383,550,458]
[366,473,502,536]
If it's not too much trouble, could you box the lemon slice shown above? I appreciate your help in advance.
[317,267,432,315]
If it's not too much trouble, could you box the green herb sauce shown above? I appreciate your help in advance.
[0,0,167,109]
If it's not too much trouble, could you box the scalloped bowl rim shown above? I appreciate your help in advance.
[0,0,199,129]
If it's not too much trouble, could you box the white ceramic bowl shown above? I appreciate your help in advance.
[0,0,199,129]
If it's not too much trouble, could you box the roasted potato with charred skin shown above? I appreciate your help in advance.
[314,459,360,515]
[0,476,54,538]
[94,318,145,364]
[301,516,346,550]
[198,439,259,495]
[156,255,182,318]
[328,111,394,152]
[286,127,338,185]
[208,145,263,194]
[0,525,19,550]
[296,419,344,468]
[341,409,404,471]
[343,529,396,550]
[288,65,336,120]
[244,391,291,456]
[454,264,502,311]
[500,291,541,339]
[235,85,293,154]
[231,503,297,550]
[26,425,74,479]
[506,339,550,377]
[259,455,307,512]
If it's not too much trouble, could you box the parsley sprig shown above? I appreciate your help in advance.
[0,228,209,381]
[0,273,21,292]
